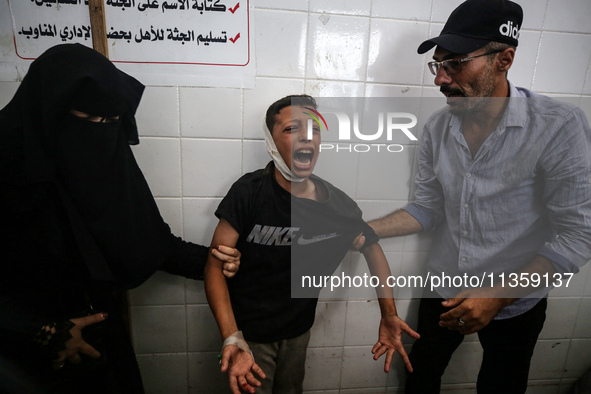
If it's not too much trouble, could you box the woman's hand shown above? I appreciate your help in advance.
[211,245,241,278]
[52,313,107,369]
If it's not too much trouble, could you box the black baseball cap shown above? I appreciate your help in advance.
[417,0,523,54]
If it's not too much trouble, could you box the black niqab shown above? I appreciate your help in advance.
[0,44,178,289]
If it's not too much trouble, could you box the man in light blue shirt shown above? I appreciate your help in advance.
[367,0,591,392]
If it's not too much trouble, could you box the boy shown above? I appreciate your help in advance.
[205,95,418,394]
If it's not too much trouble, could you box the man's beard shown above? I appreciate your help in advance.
[442,63,497,115]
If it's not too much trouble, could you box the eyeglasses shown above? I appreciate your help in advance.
[427,50,504,76]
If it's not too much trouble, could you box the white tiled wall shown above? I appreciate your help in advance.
[1,0,591,393]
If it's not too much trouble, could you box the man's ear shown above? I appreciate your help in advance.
[497,48,515,72]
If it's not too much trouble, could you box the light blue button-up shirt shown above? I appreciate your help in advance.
[405,82,591,319]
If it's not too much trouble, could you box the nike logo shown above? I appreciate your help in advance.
[297,233,342,245]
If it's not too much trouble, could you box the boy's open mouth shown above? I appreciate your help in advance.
[293,148,315,169]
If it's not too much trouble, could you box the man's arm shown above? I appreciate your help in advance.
[204,218,265,394]
[361,243,420,373]
[352,210,423,250]
[536,107,591,273]
[368,209,423,238]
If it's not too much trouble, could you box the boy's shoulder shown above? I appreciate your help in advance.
[309,174,360,213]
[228,162,273,193]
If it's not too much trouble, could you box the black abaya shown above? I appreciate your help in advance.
[0,44,208,393]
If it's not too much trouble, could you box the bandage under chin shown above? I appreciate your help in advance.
[264,120,305,183]
[222,331,255,361]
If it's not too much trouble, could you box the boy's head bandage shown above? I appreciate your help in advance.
[263,119,305,183]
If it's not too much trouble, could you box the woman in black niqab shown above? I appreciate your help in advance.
[0,44,235,393]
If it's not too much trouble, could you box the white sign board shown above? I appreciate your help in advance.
[3,0,254,87]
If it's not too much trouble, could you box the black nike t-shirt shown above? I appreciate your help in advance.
[215,161,378,343]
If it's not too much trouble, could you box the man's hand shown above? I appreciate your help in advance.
[439,290,513,335]
[52,313,107,369]
[220,345,266,394]
[371,314,420,373]
[211,245,241,278]
[350,233,366,251]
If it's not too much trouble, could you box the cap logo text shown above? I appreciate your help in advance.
[499,20,520,40]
